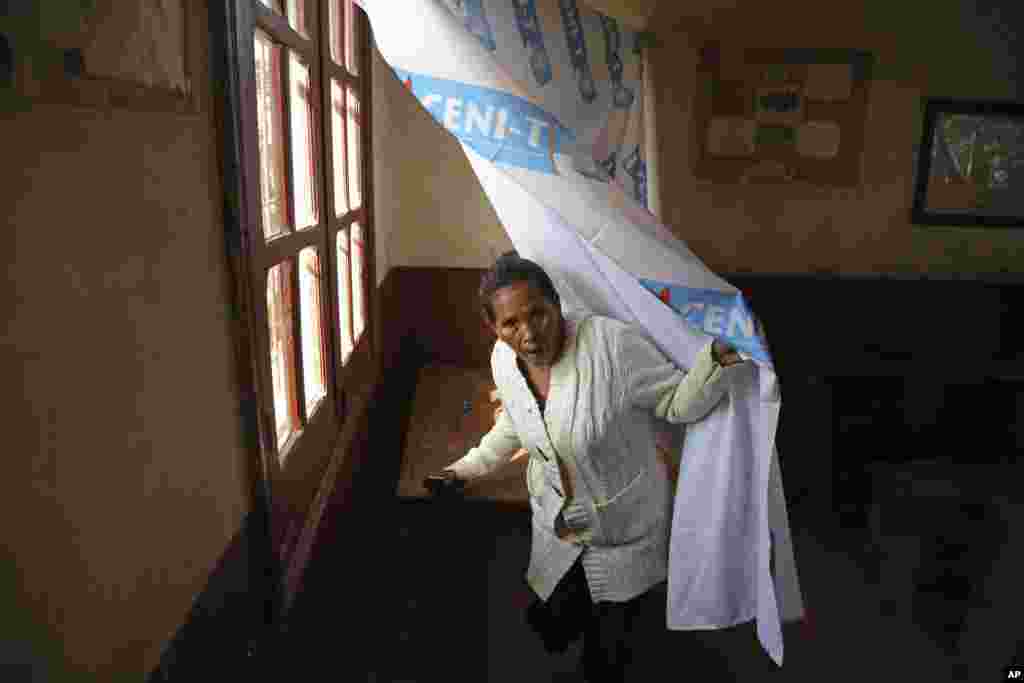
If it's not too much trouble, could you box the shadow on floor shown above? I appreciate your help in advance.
[275,479,967,682]
[249,369,1022,682]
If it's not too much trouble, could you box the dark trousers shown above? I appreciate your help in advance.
[526,558,663,682]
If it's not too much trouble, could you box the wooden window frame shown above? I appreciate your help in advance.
[211,0,375,580]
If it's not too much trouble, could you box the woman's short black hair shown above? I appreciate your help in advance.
[479,250,561,325]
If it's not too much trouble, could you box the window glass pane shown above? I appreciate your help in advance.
[254,30,288,240]
[331,79,349,215]
[298,247,327,417]
[345,2,361,76]
[329,0,344,66]
[352,222,367,345]
[346,86,362,211]
[286,0,310,38]
[267,261,300,452]
[336,229,354,364]
[289,51,319,229]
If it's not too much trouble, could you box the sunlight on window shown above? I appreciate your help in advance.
[299,247,327,417]
[337,229,354,364]
[346,86,362,211]
[352,222,366,346]
[345,1,361,76]
[331,79,349,216]
[240,0,373,468]
[267,261,300,453]
[329,0,344,66]
[254,31,288,240]
[290,52,319,230]
[287,0,309,38]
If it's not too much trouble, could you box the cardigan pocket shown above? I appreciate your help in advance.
[593,468,655,546]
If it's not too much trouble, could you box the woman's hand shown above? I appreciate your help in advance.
[430,469,458,482]
[423,468,464,496]
[712,340,744,367]
[656,442,679,485]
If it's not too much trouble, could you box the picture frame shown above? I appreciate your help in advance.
[693,44,874,187]
[911,98,1024,228]
[1,0,197,115]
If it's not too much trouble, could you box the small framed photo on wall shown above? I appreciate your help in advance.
[911,98,1024,228]
[694,45,874,187]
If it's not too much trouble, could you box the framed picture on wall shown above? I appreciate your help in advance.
[911,98,1024,227]
[2,0,195,113]
[693,44,875,187]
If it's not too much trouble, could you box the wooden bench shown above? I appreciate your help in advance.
[396,363,680,504]
[397,364,530,505]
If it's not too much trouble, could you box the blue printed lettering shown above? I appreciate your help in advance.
[638,278,772,364]
[704,305,726,335]
[682,302,705,322]
[465,102,494,136]
[525,116,549,147]
[494,108,509,140]
[395,69,573,173]
[727,308,754,338]
[444,97,463,131]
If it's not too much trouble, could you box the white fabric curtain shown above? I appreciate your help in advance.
[358,0,805,665]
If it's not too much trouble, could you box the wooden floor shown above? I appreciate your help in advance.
[275,497,951,680]
[255,363,1022,682]
[268,444,1024,682]
[146,344,1024,682]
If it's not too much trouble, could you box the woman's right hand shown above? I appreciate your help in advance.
[424,468,464,496]
[429,469,459,483]
[712,339,743,367]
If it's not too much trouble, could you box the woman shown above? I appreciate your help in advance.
[432,252,745,681]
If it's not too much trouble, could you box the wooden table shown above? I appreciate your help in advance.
[397,364,530,505]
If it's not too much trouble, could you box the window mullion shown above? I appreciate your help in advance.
[258,228,320,273]
[335,211,355,232]
[279,37,297,237]
[317,0,341,416]
[309,57,323,232]
[289,252,309,427]
[323,223,340,416]
[248,10,291,464]
[277,27,308,428]
[355,11,372,359]
[254,0,314,55]
[325,60,357,88]
[344,224,355,361]
[340,29,354,363]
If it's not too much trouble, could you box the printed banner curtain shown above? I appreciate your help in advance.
[357,0,805,665]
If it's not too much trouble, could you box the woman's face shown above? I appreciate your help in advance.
[489,280,564,369]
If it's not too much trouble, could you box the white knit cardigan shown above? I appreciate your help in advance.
[447,311,745,603]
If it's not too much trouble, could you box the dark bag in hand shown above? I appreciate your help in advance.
[423,474,466,499]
